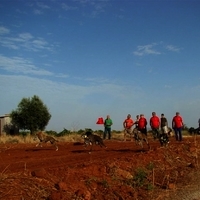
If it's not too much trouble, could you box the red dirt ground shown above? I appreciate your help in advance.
[0,135,200,200]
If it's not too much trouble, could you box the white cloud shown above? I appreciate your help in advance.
[0,55,53,76]
[133,43,161,56]
[19,33,34,40]
[0,26,10,35]
[166,45,181,52]
[133,43,182,56]
[0,30,54,51]
[34,9,43,15]
[37,3,50,9]
[61,3,78,11]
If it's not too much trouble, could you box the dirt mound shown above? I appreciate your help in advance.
[0,136,200,200]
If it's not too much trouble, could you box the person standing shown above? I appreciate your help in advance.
[138,114,147,135]
[150,112,160,139]
[172,112,184,141]
[160,113,169,146]
[160,114,168,134]
[123,114,134,141]
[135,115,140,129]
[103,115,113,140]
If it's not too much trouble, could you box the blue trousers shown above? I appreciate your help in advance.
[174,127,182,141]
[104,127,111,139]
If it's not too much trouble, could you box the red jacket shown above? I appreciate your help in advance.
[138,117,147,129]
[123,118,134,129]
[150,116,160,128]
[172,116,183,128]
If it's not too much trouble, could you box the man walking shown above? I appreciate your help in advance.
[150,112,160,139]
[123,114,134,141]
[172,112,184,141]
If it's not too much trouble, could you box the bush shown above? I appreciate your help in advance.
[57,128,71,137]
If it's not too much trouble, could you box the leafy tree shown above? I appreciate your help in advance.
[10,95,51,134]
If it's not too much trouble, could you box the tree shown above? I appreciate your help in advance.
[10,95,51,134]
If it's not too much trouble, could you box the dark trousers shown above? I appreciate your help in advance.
[152,128,160,139]
[104,127,111,139]
[174,127,182,141]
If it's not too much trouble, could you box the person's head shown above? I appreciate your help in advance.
[152,112,156,116]
[140,114,144,118]
[107,115,110,119]
[136,115,139,119]
[176,112,180,116]
[127,114,131,119]
[161,113,164,118]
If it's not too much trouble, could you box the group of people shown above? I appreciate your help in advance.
[103,112,184,144]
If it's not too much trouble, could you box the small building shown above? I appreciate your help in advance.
[0,114,19,135]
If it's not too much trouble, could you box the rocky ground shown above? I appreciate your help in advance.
[0,135,200,200]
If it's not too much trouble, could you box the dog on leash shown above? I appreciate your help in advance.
[81,131,107,153]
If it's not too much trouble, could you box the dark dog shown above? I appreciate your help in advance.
[159,133,169,147]
[81,131,106,153]
[188,127,200,135]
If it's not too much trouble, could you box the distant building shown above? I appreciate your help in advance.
[0,114,19,135]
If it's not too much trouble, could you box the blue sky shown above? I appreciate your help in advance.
[0,0,200,132]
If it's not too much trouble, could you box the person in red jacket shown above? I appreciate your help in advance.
[150,112,160,139]
[172,112,184,141]
[123,114,134,141]
[138,114,147,135]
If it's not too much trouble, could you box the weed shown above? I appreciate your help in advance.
[100,179,109,188]
[134,168,147,187]
[146,162,155,170]
[85,177,98,187]
[147,183,154,190]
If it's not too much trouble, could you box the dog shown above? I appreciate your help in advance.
[167,127,173,137]
[124,127,134,142]
[35,131,58,151]
[133,128,150,149]
[188,127,200,135]
[159,133,169,147]
[81,131,106,153]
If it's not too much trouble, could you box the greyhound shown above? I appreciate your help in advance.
[81,131,107,153]
[35,131,58,151]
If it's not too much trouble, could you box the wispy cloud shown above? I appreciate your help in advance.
[0,55,53,76]
[0,26,10,35]
[19,33,33,40]
[166,45,181,52]
[133,43,161,56]
[91,2,106,17]
[0,74,142,108]
[69,0,107,17]
[133,43,182,56]
[33,9,43,15]
[61,3,78,11]
[0,28,54,52]
[37,2,50,9]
